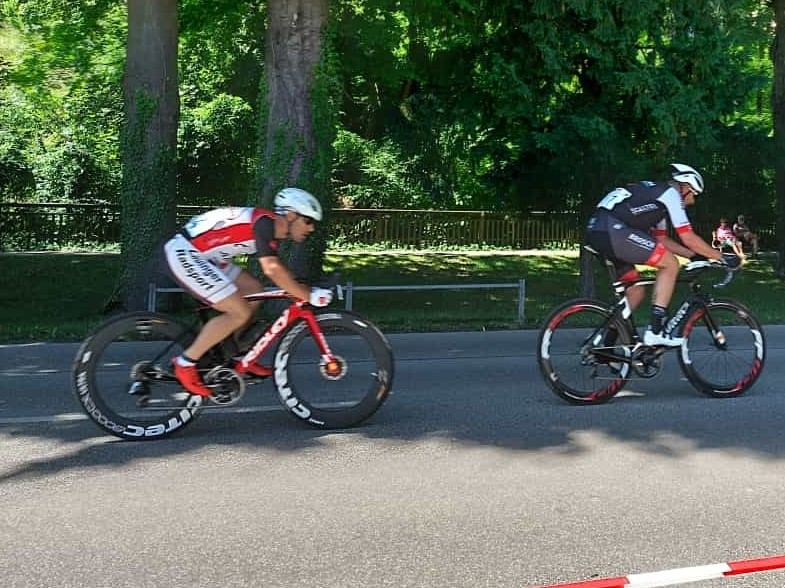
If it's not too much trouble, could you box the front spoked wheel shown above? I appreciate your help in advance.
[678,299,765,398]
[537,298,634,405]
[72,311,204,440]
[273,310,394,428]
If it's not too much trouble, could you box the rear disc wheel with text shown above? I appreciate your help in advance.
[72,311,204,440]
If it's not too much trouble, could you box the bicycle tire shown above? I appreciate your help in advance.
[272,309,394,428]
[73,311,204,440]
[537,298,634,405]
[678,298,766,398]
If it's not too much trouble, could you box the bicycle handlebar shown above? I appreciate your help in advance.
[682,259,738,288]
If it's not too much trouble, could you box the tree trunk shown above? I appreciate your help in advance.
[256,0,332,282]
[118,0,179,310]
[773,0,785,276]
[261,0,327,195]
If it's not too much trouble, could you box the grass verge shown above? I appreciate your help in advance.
[1,250,783,343]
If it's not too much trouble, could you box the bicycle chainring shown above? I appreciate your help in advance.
[204,366,246,406]
[631,347,664,378]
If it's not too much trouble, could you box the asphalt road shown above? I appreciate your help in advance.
[2,328,785,587]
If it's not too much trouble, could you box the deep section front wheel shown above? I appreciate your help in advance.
[678,299,765,398]
[272,310,394,428]
[72,311,204,440]
[537,298,633,405]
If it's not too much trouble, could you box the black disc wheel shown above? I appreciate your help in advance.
[72,312,204,440]
[272,310,394,428]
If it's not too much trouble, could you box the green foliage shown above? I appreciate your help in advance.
[0,0,781,251]
[331,0,775,215]
[0,0,124,203]
[333,130,429,207]
[0,99,35,199]
[178,93,256,206]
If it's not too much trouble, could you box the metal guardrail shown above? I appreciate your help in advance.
[147,279,528,324]
[342,280,526,324]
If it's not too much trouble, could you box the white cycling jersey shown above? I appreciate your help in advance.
[164,207,278,304]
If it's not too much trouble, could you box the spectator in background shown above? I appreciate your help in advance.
[713,218,746,259]
[732,215,759,258]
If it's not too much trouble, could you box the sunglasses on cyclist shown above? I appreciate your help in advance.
[299,215,316,226]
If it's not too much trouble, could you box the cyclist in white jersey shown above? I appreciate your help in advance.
[585,163,741,347]
[163,187,333,397]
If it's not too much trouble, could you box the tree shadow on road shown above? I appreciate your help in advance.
[3,338,785,484]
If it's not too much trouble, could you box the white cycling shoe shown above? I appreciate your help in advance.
[643,327,684,347]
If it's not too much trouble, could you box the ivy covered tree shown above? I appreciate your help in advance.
[255,0,337,280]
[118,0,179,310]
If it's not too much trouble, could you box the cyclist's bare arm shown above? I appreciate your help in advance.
[678,229,723,260]
[258,255,311,301]
[655,233,695,259]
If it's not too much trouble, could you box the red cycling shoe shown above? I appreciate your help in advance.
[236,362,273,378]
[172,359,212,397]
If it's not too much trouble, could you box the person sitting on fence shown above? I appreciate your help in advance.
[585,163,741,348]
[732,214,759,257]
[163,188,333,397]
[712,218,746,259]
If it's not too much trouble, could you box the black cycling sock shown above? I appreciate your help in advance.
[650,305,667,334]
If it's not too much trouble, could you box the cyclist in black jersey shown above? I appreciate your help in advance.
[585,163,741,347]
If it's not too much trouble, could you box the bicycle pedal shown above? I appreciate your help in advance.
[128,381,150,396]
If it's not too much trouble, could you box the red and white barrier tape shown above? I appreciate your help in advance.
[531,554,785,588]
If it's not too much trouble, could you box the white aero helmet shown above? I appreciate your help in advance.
[274,187,323,221]
[670,163,704,194]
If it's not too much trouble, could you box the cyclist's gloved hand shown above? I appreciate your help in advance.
[722,252,742,270]
[309,287,333,307]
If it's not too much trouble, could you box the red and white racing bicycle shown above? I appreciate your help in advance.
[73,285,394,439]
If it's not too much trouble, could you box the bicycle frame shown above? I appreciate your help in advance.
[587,255,729,368]
[236,290,335,373]
[609,276,715,338]
[141,287,342,381]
